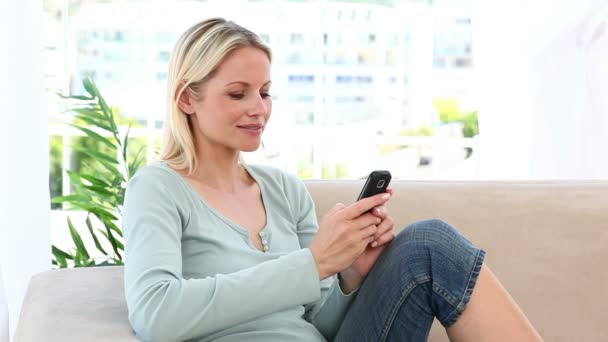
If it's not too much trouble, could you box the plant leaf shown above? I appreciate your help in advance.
[55,91,95,101]
[85,215,108,255]
[128,146,146,179]
[104,220,124,237]
[74,114,113,132]
[55,254,67,268]
[98,226,122,260]
[73,250,82,267]
[52,246,72,268]
[68,217,90,260]
[82,77,96,97]
[52,245,74,260]
[69,124,117,148]
[51,194,89,204]
[66,170,111,188]
[84,78,118,137]
[95,157,122,176]
[81,184,115,197]
[122,126,131,165]
[88,206,119,221]
[73,146,118,165]
[72,107,106,122]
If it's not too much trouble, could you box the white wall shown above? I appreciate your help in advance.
[473,0,608,179]
[0,269,7,342]
[0,0,50,338]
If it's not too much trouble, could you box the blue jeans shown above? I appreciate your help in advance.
[334,219,486,342]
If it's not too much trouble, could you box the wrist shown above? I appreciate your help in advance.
[339,268,364,294]
[309,248,330,280]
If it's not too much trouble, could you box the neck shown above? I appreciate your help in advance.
[189,135,250,193]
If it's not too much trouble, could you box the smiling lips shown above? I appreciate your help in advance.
[237,124,264,135]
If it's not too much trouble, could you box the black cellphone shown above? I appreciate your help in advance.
[357,170,392,201]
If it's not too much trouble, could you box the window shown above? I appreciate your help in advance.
[157,51,171,63]
[289,33,304,45]
[45,0,479,225]
[433,18,473,69]
[288,75,315,83]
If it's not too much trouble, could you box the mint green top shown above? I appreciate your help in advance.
[123,162,358,342]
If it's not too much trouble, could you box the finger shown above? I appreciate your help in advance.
[386,188,394,195]
[371,230,396,248]
[328,203,346,216]
[350,212,381,230]
[343,192,391,220]
[371,206,388,219]
[373,216,394,240]
[358,224,378,241]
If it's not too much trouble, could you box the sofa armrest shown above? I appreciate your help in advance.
[14,266,138,342]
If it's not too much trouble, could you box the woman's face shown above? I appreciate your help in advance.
[184,47,272,153]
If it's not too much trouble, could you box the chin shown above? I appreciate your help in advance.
[240,142,262,152]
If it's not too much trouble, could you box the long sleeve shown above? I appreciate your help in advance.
[284,174,360,341]
[123,167,323,342]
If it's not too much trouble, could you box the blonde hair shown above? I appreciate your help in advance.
[159,18,272,175]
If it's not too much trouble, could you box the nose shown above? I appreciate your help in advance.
[248,94,269,116]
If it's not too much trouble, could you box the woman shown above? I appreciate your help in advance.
[123,18,542,342]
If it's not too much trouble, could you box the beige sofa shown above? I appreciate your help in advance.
[15,180,608,341]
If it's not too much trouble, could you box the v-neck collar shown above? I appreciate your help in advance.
[156,161,272,251]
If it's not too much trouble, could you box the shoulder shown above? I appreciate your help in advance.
[130,161,178,183]
[245,163,305,192]
[245,163,312,216]
[126,161,192,205]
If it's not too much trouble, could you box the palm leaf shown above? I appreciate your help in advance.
[69,124,117,148]
[122,126,131,165]
[68,217,90,260]
[74,114,113,132]
[66,171,111,188]
[55,92,93,101]
[52,245,74,260]
[99,225,123,260]
[73,146,118,165]
[86,215,108,255]
[72,108,107,122]
[51,194,89,204]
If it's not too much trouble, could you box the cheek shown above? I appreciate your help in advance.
[198,98,239,124]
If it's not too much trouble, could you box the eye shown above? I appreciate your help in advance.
[229,93,244,100]
[260,92,271,99]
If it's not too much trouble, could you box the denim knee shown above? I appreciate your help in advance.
[397,219,473,254]
[391,219,486,327]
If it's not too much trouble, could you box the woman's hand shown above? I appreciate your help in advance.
[340,189,396,292]
[309,192,391,280]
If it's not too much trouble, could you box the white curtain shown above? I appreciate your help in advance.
[0,0,50,339]
[473,0,608,179]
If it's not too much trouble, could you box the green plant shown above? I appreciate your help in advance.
[51,78,145,268]
[49,135,63,209]
[432,98,479,138]
[460,111,479,138]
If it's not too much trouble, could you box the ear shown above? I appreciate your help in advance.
[176,83,195,115]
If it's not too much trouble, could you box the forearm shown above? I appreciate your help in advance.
[126,248,321,341]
